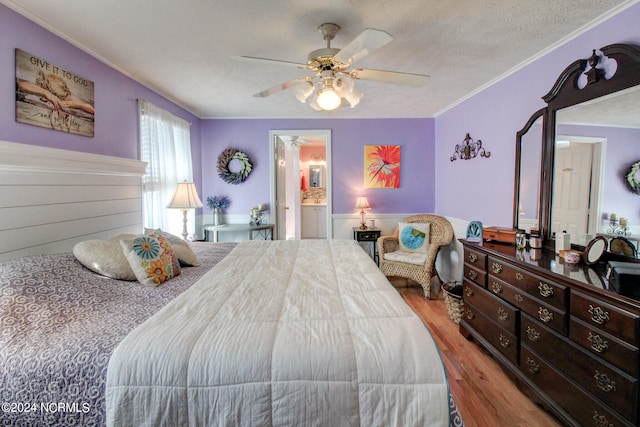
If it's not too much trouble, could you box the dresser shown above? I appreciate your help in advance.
[460,239,640,427]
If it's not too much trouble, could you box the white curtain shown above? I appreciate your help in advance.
[138,99,194,237]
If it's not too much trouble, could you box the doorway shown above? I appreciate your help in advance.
[269,130,332,240]
[551,135,605,242]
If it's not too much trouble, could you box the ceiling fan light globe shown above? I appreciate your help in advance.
[293,81,314,102]
[316,88,341,110]
[345,89,363,108]
[333,74,354,97]
[309,96,322,111]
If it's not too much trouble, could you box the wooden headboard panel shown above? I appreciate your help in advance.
[0,140,147,261]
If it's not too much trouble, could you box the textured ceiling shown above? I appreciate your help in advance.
[2,0,636,119]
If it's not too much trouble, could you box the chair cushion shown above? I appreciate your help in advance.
[383,250,427,266]
[398,222,430,254]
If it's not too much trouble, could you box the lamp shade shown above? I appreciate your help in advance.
[167,181,204,209]
[354,196,370,210]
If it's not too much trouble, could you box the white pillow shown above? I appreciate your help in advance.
[73,240,137,281]
[398,222,430,254]
[144,228,200,267]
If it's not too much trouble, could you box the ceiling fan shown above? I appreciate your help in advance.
[279,135,312,150]
[233,23,430,111]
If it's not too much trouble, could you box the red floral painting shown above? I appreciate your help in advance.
[364,145,401,188]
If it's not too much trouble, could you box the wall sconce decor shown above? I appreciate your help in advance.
[450,133,491,161]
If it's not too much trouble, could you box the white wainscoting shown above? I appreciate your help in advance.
[0,140,146,261]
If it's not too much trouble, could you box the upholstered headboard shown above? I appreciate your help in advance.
[0,140,147,261]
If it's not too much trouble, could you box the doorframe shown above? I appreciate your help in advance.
[269,129,332,240]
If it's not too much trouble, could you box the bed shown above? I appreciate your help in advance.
[0,141,462,426]
[1,238,462,426]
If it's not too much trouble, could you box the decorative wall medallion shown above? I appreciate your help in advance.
[217,148,253,184]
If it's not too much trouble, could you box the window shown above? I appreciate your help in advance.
[138,99,194,237]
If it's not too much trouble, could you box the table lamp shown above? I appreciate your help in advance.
[355,196,370,230]
[167,180,204,240]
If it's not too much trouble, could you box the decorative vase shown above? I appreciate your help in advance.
[214,208,222,226]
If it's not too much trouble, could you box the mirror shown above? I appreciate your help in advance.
[514,109,545,233]
[517,43,640,262]
[309,165,324,187]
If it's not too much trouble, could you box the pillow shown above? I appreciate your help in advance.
[398,222,430,254]
[144,228,200,267]
[384,250,427,266]
[120,233,181,286]
[73,240,137,281]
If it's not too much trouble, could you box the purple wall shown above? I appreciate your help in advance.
[435,3,640,227]
[0,4,202,183]
[4,2,640,225]
[200,119,435,215]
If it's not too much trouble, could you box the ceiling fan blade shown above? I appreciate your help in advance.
[231,55,309,70]
[333,28,393,66]
[350,68,430,87]
[253,78,310,98]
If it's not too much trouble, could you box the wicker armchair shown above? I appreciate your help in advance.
[378,214,454,299]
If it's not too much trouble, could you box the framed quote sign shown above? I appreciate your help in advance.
[15,49,95,137]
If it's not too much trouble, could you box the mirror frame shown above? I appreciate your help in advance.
[513,108,546,232]
[520,43,640,255]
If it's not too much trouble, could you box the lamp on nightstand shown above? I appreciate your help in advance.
[355,196,370,230]
[168,180,204,240]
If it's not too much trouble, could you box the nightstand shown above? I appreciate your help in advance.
[353,227,381,265]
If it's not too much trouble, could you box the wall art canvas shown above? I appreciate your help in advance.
[15,49,95,137]
[364,145,401,188]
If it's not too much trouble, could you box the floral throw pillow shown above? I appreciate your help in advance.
[398,222,430,254]
[120,233,181,286]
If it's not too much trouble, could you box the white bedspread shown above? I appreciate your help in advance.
[106,239,449,426]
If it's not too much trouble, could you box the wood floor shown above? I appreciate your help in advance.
[398,286,562,427]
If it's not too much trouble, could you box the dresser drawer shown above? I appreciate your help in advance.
[489,275,567,335]
[571,291,640,347]
[463,263,486,287]
[463,279,518,335]
[462,301,518,365]
[464,246,487,269]
[522,314,637,422]
[521,345,633,427]
[487,256,568,311]
[570,316,639,378]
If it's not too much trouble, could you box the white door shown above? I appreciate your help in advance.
[551,142,593,240]
[275,136,288,240]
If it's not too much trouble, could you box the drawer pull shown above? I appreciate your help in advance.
[588,305,610,325]
[588,332,609,354]
[592,412,612,427]
[497,308,509,321]
[465,309,475,320]
[468,270,478,281]
[491,282,503,294]
[594,370,616,393]
[515,272,524,281]
[499,334,510,348]
[526,326,541,342]
[538,282,554,298]
[515,294,524,303]
[464,286,474,297]
[538,307,553,323]
[468,252,478,263]
[491,262,503,274]
[526,357,540,374]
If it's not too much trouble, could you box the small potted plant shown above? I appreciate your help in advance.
[206,195,230,226]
